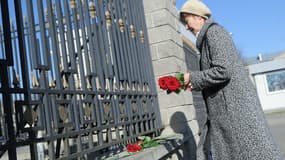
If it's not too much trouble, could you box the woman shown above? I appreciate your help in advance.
[180,0,282,159]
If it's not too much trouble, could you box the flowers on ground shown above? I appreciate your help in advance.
[138,136,159,149]
[110,134,182,160]
[126,143,142,152]
[158,73,184,94]
[126,136,161,153]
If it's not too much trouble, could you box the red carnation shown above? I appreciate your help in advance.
[158,76,170,90]
[126,143,142,152]
[166,77,181,92]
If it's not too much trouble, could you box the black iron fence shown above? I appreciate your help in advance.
[0,0,161,159]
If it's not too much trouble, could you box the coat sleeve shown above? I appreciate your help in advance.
[189,25,236,91]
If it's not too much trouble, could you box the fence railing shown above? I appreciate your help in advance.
[0,0,161,159]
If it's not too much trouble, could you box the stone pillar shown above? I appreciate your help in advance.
[143,0,201,149]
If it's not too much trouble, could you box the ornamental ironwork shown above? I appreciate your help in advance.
[0,0,161,159]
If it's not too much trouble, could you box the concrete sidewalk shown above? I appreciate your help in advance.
[265,110,285,157]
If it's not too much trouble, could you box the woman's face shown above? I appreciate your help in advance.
[183,14,205,36]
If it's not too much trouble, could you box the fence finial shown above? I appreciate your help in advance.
[63,75,69,89]
[89,2,96,18]
[31,72,39,87]
[86,77,92,90]
[130,25,136,38]
[105,11,111,27]
[119,19,124,32]
[49,73,56,88]
[140,30,144,43]
[70,0,76,9]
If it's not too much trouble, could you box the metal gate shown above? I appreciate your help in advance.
[0,0,161,159]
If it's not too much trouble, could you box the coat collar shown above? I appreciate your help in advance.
[196,19,217,51]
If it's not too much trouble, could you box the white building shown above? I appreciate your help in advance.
[246,52,285,111]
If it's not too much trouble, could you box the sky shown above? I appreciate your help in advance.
[176,0,285,58]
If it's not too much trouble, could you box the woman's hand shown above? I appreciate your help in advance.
[186,83,193,91]
[184,73,193,91]
[184,73,190,85]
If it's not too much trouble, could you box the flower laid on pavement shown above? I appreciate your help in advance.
[126,143,142,152]
[158,73,185,94]
[137,136,159,149]
[105,134,184,159]
[126,135,178,153]
[126,136,161,153]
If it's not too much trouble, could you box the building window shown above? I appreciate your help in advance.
[266,70,285,92]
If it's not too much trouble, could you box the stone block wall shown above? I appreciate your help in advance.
[143,0,208,159]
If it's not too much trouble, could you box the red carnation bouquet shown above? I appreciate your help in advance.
[158,73,185,94]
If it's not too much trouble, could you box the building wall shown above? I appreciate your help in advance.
[254,73,285,111]
[247,54,285,111]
